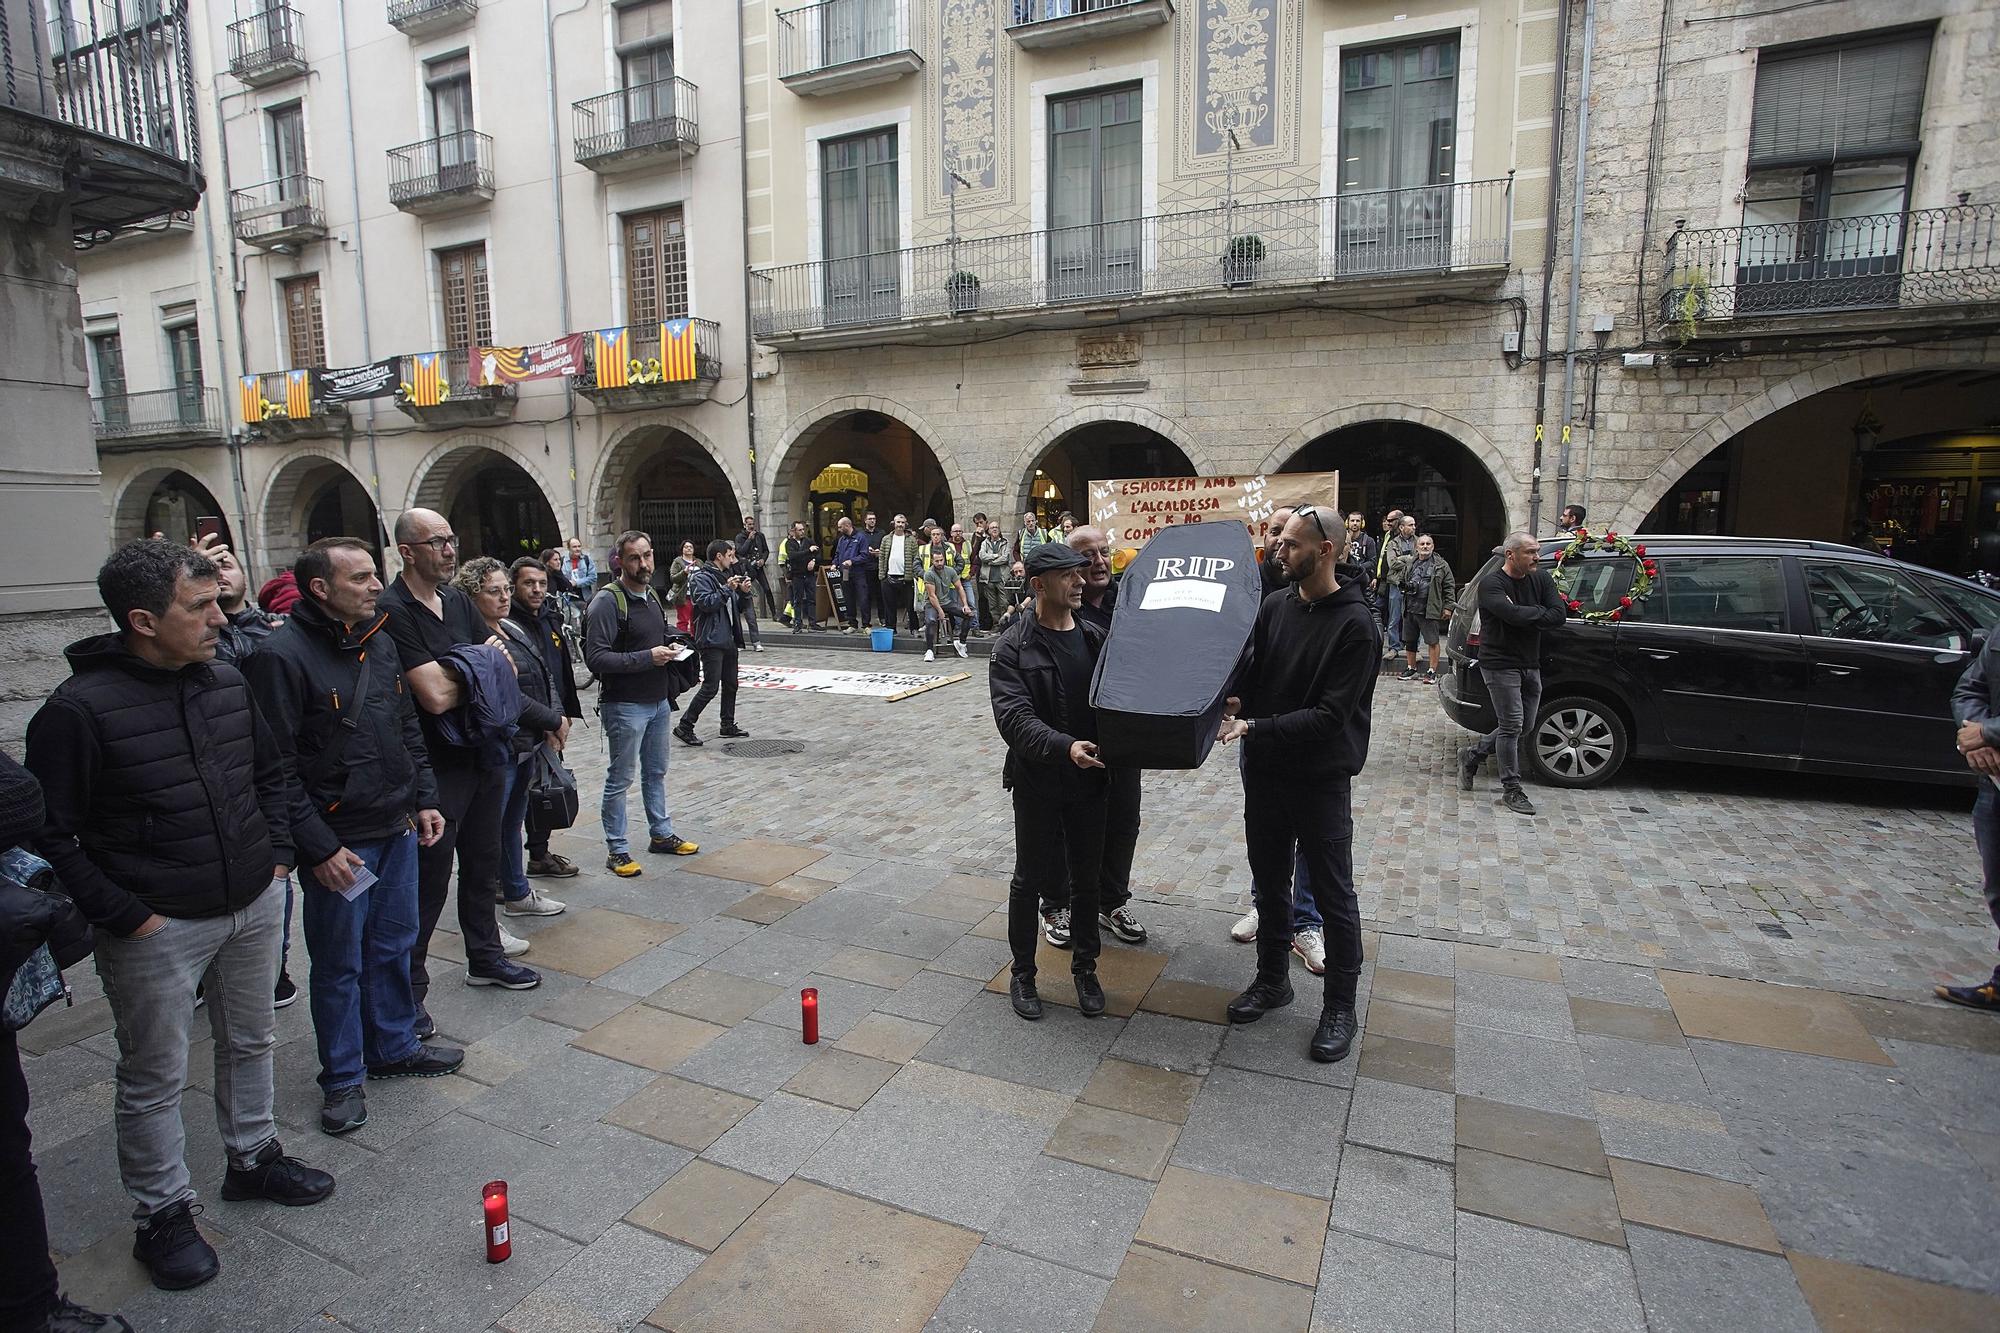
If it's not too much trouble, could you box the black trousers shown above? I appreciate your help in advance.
[788,572,821,628]
[0,1021,57,1329]
[1039,766,1137,915]
[748,564,776,618]
[846,571,877,627]
[1008,781,1106,980]
[1242,766,1364,1007]
[682,644,738,728]
[412,759,507,1000]
[881,576,922,632]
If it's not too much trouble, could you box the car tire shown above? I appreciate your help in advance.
[1529,696,1628,788]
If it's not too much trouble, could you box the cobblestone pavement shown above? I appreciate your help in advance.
[19,642,2000,1331]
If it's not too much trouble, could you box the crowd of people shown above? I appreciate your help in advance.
[2,490,1575,1329]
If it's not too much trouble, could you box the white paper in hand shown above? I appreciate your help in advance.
[338,862,378,902]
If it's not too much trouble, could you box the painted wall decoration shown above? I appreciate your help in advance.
[939,0,1000,191]
[1177,0,1303,177]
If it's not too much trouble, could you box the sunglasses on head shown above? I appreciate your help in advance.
[1292,506,1333,542]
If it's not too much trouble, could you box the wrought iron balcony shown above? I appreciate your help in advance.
[394,350,515,428]
[1660,203,2000,334]
[1006,0,1173,49]
[573,78,697,172]
[387,0,475,38]
[578,320,723,410]
[777,0,921,96]
[226,5,305,87]
[387,130,493,214]
[230,174,325,250]
[91,385,223,449]
[3,0,205,246]
[241,370,344,439]
[751,177,1513,343]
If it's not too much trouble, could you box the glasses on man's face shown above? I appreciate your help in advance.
[413,534,457,553]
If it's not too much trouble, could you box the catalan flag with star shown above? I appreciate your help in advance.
[592,328,630,388]
[408,352,445,406]
[285,368,313,419]
[238,375,262,423]
[660,319,697,382]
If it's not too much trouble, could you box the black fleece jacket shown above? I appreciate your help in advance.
[1236,565,1381,779]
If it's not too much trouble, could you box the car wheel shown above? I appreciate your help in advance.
[1529,697,1627,788]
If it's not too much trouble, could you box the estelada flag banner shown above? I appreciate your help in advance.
[285,369,314,419]
[591,328,630,388]
[316,358,399,403]
[1088,470,1343,549]
[478,334,586,386]
[238,376,262,422]
[660,319,697,382]
[407,353,445,407]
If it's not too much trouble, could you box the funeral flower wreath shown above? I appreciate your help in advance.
[1550,528,1657,622]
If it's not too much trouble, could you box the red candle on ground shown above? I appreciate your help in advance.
[483,1180,512,1263]
[802,987,819,1044]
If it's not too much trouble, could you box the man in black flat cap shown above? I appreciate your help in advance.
[988,542,1110,1021]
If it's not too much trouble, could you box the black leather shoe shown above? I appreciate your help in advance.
[1311,1007,1359,1063]
[41,1293,134,1331]
[320,1086,367,1136]
[413,1003,436,1040]
[1009,975,1043,1021]
[132,1202,218,1291]
[719,724,750,738]
[1227,978,1295,1024]
[368,1042,466,1080]
[1075,972,1106,1017]
[220,1140,335,1207]
[673,725,703,747]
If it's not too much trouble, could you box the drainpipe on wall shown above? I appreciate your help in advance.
[1528,0,1573,534]
[543,0,588,541]
[735,0,762,530]
[1554,0,1598,518]
[201,79,254,574]
[335,0,388,542]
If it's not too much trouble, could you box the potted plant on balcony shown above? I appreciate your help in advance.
[1222,234,1266,287]
[946,270,981,315]
[1667,266,1712,347]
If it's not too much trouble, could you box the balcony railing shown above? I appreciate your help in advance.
[777,1,921,94]
[229,173,325,248]
[752,177,1513,339]
[387,130,493,213]
[573,78,697,170]
[387,0,475,37]
[226,5,305,87]
[242,370,343,437]
[1661,203,2000,329]
[91,385,223,445]
[578,320,723,409]
[1006,0,1173,48]
[5,0,205,244]
[394,349,515,426]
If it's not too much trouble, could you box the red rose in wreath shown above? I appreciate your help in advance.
[1554,528,1657,624]
[1634,544,1647,556]
[1568,600,1582,612]
[1610,609,1624,620]
[1619,596,1633,607]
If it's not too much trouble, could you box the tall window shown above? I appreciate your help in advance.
[821,0,895,66]
[821,128,899,323]
[1048,85,1142,300]
[92,331,128,427]
[269,104,306,180]
[427,53,474,170]
[1337,35,1458,270]
[618,0,675,127]
[438,244,492,383]
[1740,30,1931,308]
[164,310,204,424]
[283,274,326,369]
[625,209,688,327]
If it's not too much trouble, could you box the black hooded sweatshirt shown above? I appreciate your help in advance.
[1235,564,1381,780]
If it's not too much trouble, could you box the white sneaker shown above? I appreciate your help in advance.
[923,649,935,662]
[1229,908,1259,942]
[502,889,566,917]
[752,643,765,652]
[953,641,968,658]
[499,926,531,958]
[1292,926,1327,975]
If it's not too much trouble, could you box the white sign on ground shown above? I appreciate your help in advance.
[737,663,970,701]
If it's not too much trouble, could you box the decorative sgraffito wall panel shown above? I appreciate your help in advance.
[1177,0,1304,177]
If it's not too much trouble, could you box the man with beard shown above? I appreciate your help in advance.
[1218,506,1379,1063]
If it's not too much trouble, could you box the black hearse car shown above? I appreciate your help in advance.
[1437,536,2000,787]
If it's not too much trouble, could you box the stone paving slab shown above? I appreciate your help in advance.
[19,655,2000,1331]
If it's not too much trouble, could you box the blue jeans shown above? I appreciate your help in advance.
[1386,586,1405,652]
[602,697,675,855]
[1474,666,1543,788]
[1975,783,2000,982]
[500,753,534,902]
[300,831,422,1092]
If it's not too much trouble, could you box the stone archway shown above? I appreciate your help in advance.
[257,448,383,580]
[762,394,967,531]
[1611,347,2000,534]
[404,436,566,565]
[109,464,234,548]
[1009,404,1211,523]
[1260,402,1523,531]
[589,419,750,555]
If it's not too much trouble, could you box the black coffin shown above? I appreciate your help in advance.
[1092,521,1261,769]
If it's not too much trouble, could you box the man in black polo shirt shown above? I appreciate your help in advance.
[380,509,539,1036]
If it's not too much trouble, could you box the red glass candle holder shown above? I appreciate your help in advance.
[801,987,819,1045]
[483,1180,511,1263]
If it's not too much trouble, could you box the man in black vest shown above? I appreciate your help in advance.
[380,508,539,1030]
[248,538,464,1137]
[26,540,334,1292]
[732,514,776,620]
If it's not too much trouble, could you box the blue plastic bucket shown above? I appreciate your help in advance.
[869,627,895,652]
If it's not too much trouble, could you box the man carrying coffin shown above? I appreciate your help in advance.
[989,543,1110,1022]
[1217,505,1380,1063]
